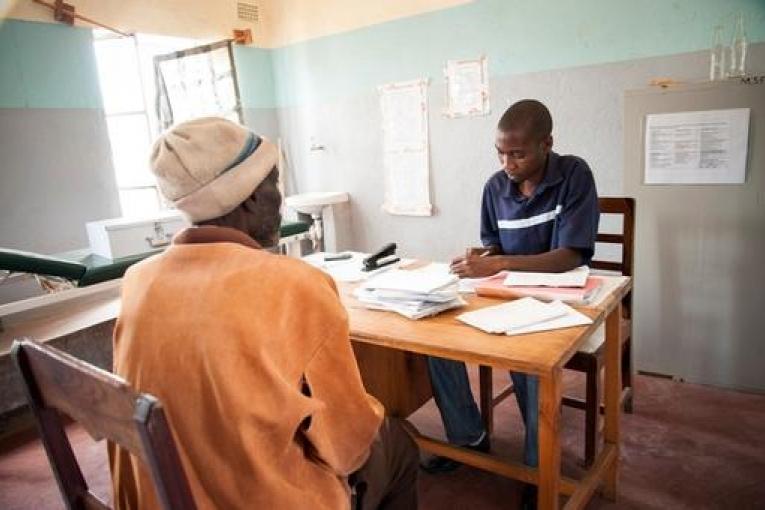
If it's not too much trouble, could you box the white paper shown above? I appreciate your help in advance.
[379,79,432,216]
[363,269,458,294]
[504,266,590,288]
[457,297,568,334]
[445,56,490,118]
[644,108,750,184]
[405,263,510,293]
[506,301,593,336]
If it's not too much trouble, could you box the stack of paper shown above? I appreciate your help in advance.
[457,297,593,336]
[476,266,603,305]
[354,269,466,320]
[404,262,508,293]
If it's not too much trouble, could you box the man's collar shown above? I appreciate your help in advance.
[536,151,564,194]
[502,151,563,199]
[172,226,261,250]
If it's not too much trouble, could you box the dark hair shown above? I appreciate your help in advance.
[197,167,282,247]
[498,99,553,140]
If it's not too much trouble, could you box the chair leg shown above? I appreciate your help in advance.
[583,357,601,467]
[479,365,494,438]
[622,337,634,414]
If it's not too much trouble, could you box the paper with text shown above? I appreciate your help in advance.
[379,79,432,216]
[444,56,490,118]
[644,108,750,184]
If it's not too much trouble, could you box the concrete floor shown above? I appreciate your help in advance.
[1,370,764,509]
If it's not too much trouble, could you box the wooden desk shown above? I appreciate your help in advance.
[0,288,119,432]
[340,278,632,510]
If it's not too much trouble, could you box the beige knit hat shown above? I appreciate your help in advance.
[149,117,278,222]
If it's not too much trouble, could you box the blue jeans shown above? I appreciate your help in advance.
[427,357,539,467]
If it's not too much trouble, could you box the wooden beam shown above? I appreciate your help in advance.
[602,302,623,500]
[538,370,563,509]
[32,0,133,37]
[402,421,580,496]
[564,444,617,510]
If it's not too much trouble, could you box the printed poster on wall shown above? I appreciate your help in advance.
[444,56,490,118]
[378,78,432,216]
[644,108,750,184]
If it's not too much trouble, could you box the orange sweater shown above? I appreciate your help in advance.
[110,229,383,509]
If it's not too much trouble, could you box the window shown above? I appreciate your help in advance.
[154,40,243,130]
[93,31,205,218]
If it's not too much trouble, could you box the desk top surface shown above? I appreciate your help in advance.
[1,257,631,373]
[338,276,631,376]
[0,287,120,355]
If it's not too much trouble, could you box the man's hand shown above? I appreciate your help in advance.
[450,253,503,278]
[450,246,500,276]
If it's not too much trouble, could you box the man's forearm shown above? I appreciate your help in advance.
[493,248,582,273]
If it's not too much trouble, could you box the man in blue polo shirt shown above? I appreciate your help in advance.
[423,99,598,504]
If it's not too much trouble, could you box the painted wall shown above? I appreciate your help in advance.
[0,19,120,255]
[260,0,472,47]
[270,0,765,107]
[234,45,282,147]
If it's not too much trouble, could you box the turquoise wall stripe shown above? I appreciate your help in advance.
[233,45,276,109]
[270,0,765,107]
[0,19,103,109]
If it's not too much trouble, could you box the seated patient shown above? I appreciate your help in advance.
[424,99,598,503]
[109,118,418,510]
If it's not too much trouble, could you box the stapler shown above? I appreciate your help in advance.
[362,242,399,272]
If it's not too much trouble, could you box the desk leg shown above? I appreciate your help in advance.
[602,302,622,500]
[538,368,562,510]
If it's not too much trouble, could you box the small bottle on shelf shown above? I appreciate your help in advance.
[709,25,727,81]
[728,13,748,78]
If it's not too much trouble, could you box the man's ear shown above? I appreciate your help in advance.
[541,135,553,153]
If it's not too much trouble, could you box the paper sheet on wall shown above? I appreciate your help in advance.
[379,79,432,216]
[644,108,750,184]
[444,56,490,118]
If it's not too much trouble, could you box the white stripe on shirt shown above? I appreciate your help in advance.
[497,205,562,230]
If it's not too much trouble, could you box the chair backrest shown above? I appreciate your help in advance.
[592,197,635,277]
[11,339,196,510]
[593,197,635,317]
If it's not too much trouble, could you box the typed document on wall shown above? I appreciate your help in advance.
[644,108,750,184]
[444,56,490,118]
[379,79,432,216]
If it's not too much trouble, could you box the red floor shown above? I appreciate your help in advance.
[2,370,764,509]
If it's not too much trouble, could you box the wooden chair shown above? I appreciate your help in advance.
[478,197,635,466]
[11,339,196,510]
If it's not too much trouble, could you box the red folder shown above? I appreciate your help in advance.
[476,275,604,304]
